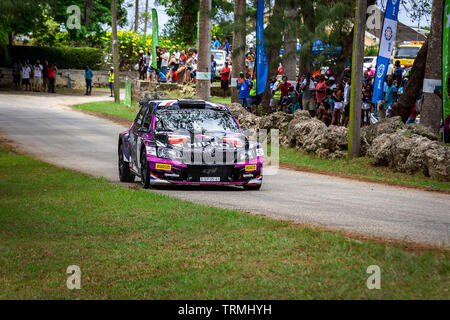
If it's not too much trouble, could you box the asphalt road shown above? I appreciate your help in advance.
[1,92,449,245]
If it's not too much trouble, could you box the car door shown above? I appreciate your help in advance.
[129,105,148,172]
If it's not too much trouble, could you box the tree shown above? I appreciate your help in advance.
[284,0,299,82]
[420,0,443,133]
[134,0,139,32]
[111,0,120,103]
[231,0,246,103]
[197,0,211,100]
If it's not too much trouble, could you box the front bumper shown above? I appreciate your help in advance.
[147,157,263,186]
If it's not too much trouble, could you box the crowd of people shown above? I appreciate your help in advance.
[11,60,57,93]
[239,59,417,127]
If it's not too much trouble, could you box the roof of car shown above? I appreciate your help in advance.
[141,99,229,112]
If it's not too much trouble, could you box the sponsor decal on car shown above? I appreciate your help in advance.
[245,164,257,172]
[155,163,172,171]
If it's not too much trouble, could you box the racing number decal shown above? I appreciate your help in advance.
[156,163,172,171]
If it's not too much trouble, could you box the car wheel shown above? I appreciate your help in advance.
[140,151,151,189]
[243,184,262,191]
[118,144,135,182]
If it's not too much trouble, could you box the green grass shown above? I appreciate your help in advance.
[210,96,231,104]
[270,145,450,192]
[73,101,138,122]
[72,101,449,192]
[0,148,449,299]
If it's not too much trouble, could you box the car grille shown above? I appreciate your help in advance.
[184,165,236,182]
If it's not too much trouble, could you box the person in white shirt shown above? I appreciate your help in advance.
[33,60,43,92]
[173,46,180,71]
[144,48,153,81]
[301,73,316,117]
[22,62,32,91]
[160,47,170,76]
[342,78,351,126]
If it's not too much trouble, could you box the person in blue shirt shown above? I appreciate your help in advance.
[393,60,403,87]
[213,36,220,50]
[237,72,252,112]
[384,78,397,117]
[210,55,216,82]
[157,68,167,82]
[84,65,93,95]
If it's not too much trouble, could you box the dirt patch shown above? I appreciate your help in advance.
[278,162,450,195]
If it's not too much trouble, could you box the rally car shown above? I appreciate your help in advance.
[118,99,264,190]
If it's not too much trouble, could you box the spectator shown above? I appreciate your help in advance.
[287,86,300,114]
[138,50,146,80]
[271,77,282,111]
[156,47,162,71]
[173,46,181,71]
[157,68,167,82]
[47,63,56,93]
[331,83,344,125]
[237,72,252,112]
[315,75,329,113]
[224,39,230,55]
[393,60,403,87]
[169,68,178,83]
[342,77,351,126]
[85,65,93,96]
[406,105,418,124]
[250,73,258,107]
[317,101,332,126]
[220,61,231,98]
[12,62,21,90]
[42,60,49,92]
[190,57,198,84]
[108,67,114,97]
[362,83,372,126]
[366,65,375,78]
[144,48,153,81]
[184,53,194,84]
[161,47,170,76]
[22,61,32,91]
[213,36,220,50]
[301,73,316,117]
[211,54,216,82]
[279,76,291,107]
[384,78,397,117]
[33,60,42,92]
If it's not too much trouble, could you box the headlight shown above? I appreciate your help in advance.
[146,146,157,156]
[157,147,182,160]
[238,149,256,162]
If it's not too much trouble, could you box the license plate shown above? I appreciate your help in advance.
[200,177,220,182]
[156,163,171,171]
[245,164,257,171]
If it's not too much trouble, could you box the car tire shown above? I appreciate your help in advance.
[118,144,135,183]
[140,151,151,189]
[243,184,262,191]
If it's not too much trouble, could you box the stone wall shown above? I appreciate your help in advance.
[0,67,137,89]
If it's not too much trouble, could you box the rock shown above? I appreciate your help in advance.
[139,91,169,100]
[368,130,449,180]
[404,123,438,141]
[360,116,404,155]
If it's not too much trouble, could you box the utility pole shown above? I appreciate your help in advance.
[197,0,212,100]
[348,0,367,158]
[134,0,139,32]
[420,0,444,134]
[111,0,120,103]
[231,0,246,103]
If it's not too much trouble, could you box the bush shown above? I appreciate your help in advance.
[1,46,104,69]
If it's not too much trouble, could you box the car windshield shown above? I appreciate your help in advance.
[212,51,225,61]
[155,109,239,132]
[395,47,420,59]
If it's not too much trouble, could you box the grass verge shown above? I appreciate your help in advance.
[73,101,450,192]
[0,147,448,299]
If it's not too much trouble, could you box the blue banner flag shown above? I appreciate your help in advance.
[256,0,268,95]
[372,0,400,103]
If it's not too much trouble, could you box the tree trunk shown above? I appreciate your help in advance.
[8,32,14,46]
[420,0,444,134]
[298,0,315,74]
[261,0,285,112]
[134,0,139,32]
[335,0,376,82]
[231,0,246,103]
[197,0,212,100]
[391,39,429,122]
[144,0,149,36]
[111,0,120,103]
[284,1,298,82]
[83,0,93,27]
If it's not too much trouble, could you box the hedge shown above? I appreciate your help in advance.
[0,45,104,69]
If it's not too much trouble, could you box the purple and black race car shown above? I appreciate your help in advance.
[118,99,264,190]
